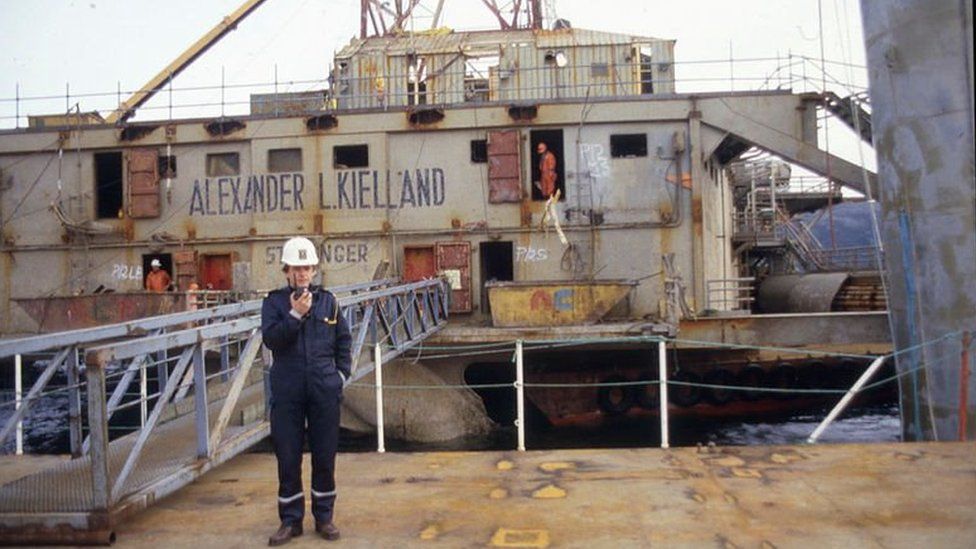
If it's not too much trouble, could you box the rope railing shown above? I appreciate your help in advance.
[4,327,970,455]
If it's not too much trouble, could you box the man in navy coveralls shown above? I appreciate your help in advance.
[262,236,351,545]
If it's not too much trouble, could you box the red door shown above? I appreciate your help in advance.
[200,254,233,290]
[436,241,472,313]
[403,246,436,282]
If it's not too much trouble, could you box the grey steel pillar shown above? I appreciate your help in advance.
[861,0,975,440]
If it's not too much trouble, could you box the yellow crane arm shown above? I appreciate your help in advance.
[105,0,268,124]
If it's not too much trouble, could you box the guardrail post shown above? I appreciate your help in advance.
[86,359,111,510]
[515,339,526,452]
[156,349,168,391]
[14,354,23,455]
[67,347,83,457]
[658,339,670,449]
[220,335,230,382]
[374,343,385,453]
[140,358,148,428]
[192,344,210,458]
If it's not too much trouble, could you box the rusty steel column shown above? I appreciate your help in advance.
[861,0,975,440]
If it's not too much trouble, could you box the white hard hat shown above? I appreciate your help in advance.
[150,259,162,267]
[281,236,319,266]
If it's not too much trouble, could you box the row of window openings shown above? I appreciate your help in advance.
[161,133,649,179]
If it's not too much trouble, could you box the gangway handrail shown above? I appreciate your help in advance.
[0,278,399,359]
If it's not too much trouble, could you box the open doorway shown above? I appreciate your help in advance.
[142,253,174,291]
[529,129,565,201]
[479,241,513,314]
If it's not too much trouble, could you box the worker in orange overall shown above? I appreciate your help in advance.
[536,142,558,198]
[145,259,172,292]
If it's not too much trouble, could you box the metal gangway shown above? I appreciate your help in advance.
[0,277,449,545]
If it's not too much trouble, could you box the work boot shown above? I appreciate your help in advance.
[316,521,341,541]
[268,523,302,546]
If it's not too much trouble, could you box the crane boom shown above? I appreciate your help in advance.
[105,0,268,124]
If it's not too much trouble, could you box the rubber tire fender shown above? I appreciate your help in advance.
[736,365,766,401]
[669,371,702,408]
[597,374,636,416]
[703,368,737,405]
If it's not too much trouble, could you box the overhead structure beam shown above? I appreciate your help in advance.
[700,101,878,196]
[105,0,268,124]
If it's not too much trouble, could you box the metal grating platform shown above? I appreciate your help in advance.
[0,382,266,514]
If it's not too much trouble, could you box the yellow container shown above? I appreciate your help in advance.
[486,280,636,327]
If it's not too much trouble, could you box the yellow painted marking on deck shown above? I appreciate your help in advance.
[490,528,551,548]
[489,487,509,499]
[770,452,802,464]
[428,463,442,469]
[532,484,566,499]
[713,456,746,467]
[538,461,575,473]
[496,460,515,471]
[419,523,441,540]
[731,467,763,478]
[690,491,706,504]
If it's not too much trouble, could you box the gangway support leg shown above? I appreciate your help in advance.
[67,347,83,457]
[86,361,111,511]
[192,345,211,458]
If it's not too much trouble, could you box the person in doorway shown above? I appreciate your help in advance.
[144,259,172,292]
[536,141,558,198]
[262,236,351,545]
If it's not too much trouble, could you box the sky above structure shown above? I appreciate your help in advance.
[0,0,870,165]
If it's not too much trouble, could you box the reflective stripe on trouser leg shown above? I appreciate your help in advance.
[308,372,342,523]
[271,395,306,525]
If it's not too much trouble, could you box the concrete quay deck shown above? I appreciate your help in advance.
[103,441,975,548]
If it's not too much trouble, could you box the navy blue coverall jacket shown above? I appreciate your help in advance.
[261,285,352,526]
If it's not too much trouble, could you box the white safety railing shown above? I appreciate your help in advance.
[0,54,866,129]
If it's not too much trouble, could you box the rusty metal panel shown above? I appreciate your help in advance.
[13,294,188,331]
[436,241,472,313]
[485,280,636,327]
[174,250,198,291]
[403,245,436,282]
[487,130,521,203]
[126,148,159,218]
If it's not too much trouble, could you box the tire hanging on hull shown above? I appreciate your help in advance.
[597,374,636,416]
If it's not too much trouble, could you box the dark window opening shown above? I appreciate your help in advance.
[206,153,240,176]
[95,151,123,219]
[529,129,565,201]
[268,148,303,173]
[158,155,177,178]
[479,241,514,314]
[470,139,487,163]
[333,144,369,168]
[610,133,648,158]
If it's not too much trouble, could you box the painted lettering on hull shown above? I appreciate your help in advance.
[189,168,448,216]
[190,173,305,216]
[321,168,446,210]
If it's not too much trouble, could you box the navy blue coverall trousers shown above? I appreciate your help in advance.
[261,285,352,526]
